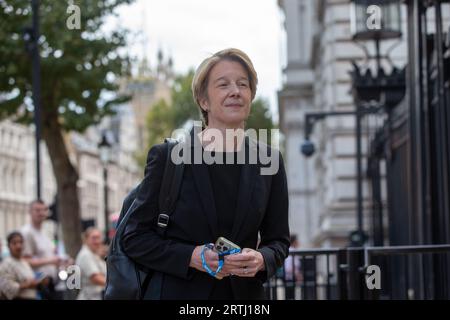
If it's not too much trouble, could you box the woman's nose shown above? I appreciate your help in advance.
[229,83,241,96]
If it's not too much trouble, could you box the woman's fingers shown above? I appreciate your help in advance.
[223,260,257,271]
[224,252,254,268]
[228,266,257,277]
[205,249,220,267]
[220,264,235,274]
[197,247,263,278]
[225,260,254,268]
[222,248,265,277]
[225,253,252,261]
[216,270,230,278]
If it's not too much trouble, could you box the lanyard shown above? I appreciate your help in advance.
[201,244,241,278]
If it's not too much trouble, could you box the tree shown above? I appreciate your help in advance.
[0,0,134,257]
[139,70,199,168]
[171,70,199,128]
[245,98,275,145]
[144,98,173,155]
[141,70,276,165]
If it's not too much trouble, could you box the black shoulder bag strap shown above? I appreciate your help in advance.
[145,138,185,299]
[156,138,185,237]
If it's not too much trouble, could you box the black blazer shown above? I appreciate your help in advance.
[121,130,290,300]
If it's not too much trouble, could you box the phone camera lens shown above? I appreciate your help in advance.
[223,246,229,251]
[219,242,224,246]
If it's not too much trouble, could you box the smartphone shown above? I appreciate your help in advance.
[214,237,241,254]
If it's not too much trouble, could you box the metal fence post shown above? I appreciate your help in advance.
[347,247,364,299]
[337,249,348,300]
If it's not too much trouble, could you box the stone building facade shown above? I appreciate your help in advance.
[277,0,413,247]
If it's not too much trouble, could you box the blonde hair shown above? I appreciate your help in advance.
[192,48,258,125]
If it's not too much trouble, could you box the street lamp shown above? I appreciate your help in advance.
[350,0,404,246]
[300,1,405,246]
[98,132,112,244]
[350,0,402,72]
[23,0,43,199]
[351,0,402,41]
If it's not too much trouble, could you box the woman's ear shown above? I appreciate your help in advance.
[200,99,209,112]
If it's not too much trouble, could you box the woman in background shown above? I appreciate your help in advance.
[0,231,46,300]
[75,227,107,300]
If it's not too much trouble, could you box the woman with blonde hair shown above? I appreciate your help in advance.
[122,48,289,299]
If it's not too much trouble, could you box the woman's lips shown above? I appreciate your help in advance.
[224,104,242,107]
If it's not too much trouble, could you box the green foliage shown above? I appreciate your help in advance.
[171,70,199,128]
[143,70,199,153]
[246,98,275,144]
[0,0,134,131]
[145,98,174,150]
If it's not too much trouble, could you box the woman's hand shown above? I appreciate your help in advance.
[189,245,229,279]
[222,248,265,277]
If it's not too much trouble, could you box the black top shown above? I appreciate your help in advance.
[207,151,242,239]
[206,151,242,299]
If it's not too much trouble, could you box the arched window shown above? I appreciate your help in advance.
[11,166,17,193]
[4,165,8,192]
[0,164,4,192]
[5,162,11,193]
[7,131,13,148]
[18,169,24,194]
[17,134,22,151]
[0,204,5,244]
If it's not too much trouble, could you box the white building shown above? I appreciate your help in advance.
[0,104,141,251]
[120,50,174,151]
[70,103,141,232]
[0,52,175,250]
[277,0,411,247]
[0,120,57,253]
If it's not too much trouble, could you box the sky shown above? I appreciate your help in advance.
[114,0,286,123]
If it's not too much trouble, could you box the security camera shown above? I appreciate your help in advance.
[301,140,315,157]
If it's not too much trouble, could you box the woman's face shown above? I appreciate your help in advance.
[8,235,24,258]
[201,60,252,129]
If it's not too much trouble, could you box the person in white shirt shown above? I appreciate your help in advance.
[75,227,107,300]
[21,200,63,299]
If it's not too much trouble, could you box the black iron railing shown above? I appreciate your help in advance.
[264,248,347,300]
[265,244,450,300]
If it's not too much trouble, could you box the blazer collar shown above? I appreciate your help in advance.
[231,138,258,241]
[189,126,258,242]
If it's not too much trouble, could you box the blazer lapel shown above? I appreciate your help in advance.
[187,128,258,242]
[231,137,258,241]
[190,129,219,239]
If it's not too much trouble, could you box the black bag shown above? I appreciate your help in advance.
[104,138,185,300]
